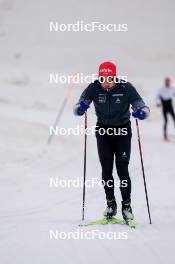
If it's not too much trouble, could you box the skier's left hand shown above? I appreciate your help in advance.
[132,107,149,120]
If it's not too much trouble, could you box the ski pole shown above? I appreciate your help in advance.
[135,118,152,224]
[82,111,87,221]
[47,76,76,144]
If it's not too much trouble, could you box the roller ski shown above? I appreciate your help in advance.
[79,198,135,228]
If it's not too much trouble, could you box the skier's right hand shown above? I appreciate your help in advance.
[73,101,90,116]
[79,101,90,111]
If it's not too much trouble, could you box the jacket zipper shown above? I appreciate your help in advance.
[107,91,111,124]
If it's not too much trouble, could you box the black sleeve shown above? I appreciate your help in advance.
[127,82,146,109]
[78,83,93,105]
[73,83,93,115]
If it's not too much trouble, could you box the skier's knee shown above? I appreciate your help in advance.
[115,160,129,168]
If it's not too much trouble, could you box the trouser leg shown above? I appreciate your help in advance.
[114,127,132,202]
[169,106,175,125]
[163,108,168,136]
[116,162,131,201]
[96,133,115,200]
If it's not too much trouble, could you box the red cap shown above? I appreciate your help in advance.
[98,61,116,77]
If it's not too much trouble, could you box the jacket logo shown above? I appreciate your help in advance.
[116,98,121,103]
[98,94,106,103]
[122,152,127,158]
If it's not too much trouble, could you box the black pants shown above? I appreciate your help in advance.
[96,123,132,202]
[161,99,175,134]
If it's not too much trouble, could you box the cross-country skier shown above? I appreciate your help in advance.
[156,77,175,141]
[74,62,150,221]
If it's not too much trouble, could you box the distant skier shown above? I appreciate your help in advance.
[156,77,175,141]
[74,62,150,220]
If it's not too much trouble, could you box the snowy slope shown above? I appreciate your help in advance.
[0,0,175,264]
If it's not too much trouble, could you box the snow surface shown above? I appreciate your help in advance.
[0,0,175,263]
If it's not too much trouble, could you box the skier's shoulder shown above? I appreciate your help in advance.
[80,81,100,100]
[119,80,137,93]
[86,80,99,90]
[88,80,104,93]
[119,80,144,103]
[82,81,97,95]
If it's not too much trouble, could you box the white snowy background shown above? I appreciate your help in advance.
[0,0,175,263]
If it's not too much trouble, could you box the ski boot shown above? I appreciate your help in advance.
[104,198,117,219]
[122,199,134,220]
